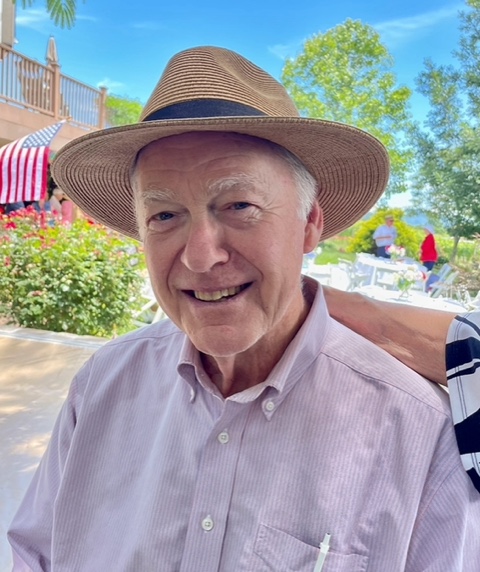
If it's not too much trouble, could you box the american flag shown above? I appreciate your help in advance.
[0,121,64,205]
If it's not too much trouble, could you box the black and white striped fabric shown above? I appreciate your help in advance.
[446,312,480,493]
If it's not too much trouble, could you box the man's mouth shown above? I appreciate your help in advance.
[190,284,249,302]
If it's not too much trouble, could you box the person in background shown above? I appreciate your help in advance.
[372,214,397,258]
[420,224,438,271]
[48,187,75,225]
[5,201,25,214]
[60,192,75,226]
[48,188,63,216]
[8,46,480,572]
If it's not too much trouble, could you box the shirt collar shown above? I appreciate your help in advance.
[177,277,331,416]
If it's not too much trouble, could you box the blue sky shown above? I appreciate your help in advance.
[13,0,465,125]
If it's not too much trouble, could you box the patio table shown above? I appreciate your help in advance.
[354,285,468,313]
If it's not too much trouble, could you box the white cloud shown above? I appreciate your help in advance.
[132,21,166,31]
[96,77,126,93]
[75,14,97,23]
[16,8,96,32]
[268,40,304,61]
[374,5,462,47]
[268,5,462,60]
[16,9,50,31]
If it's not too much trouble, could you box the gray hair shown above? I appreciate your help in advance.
[264,141,318,220]
[131,136,318,238]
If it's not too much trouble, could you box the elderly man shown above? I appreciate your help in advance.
[8,46,480,571]
[373,214,397,258]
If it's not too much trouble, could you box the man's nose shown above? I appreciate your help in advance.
[180,217,229,273]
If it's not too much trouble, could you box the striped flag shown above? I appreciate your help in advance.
[0,121,64,205]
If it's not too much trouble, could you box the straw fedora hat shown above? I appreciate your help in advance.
[52,45,390,241]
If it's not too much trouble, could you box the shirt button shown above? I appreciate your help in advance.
[202,515,214,531]
[265,400,275,412]
[217,431,229,444]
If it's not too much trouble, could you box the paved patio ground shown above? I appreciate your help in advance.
[0,325,106,571]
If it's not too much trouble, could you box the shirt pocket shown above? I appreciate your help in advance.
[249,523,368,572]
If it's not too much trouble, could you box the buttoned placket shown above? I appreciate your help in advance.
[179,398,252,571]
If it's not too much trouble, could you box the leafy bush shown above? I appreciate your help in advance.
[0,207,145,337]
[346,209,424,257]
[435,235,479,264]
[315,237,355,264]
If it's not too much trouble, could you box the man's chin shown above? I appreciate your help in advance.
[189,327,260,359]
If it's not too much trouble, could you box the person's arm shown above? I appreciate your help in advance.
[323,286,454,385]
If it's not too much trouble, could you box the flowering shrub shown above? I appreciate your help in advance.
[393,265,425,296]
[0,207,145,336]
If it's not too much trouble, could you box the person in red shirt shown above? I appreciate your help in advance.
[420,225,438,271]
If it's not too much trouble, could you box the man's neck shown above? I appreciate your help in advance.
[200,285,315,397]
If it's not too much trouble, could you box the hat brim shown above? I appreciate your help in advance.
[52,116,389,241]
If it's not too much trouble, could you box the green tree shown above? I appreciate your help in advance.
[410,0,480,261]
[15,0,79,28]
[106,94,143,127]
[281,19,414,196]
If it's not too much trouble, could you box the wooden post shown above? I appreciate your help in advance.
[98,86,107,128]
[0,0,15,49]
[51,62,61,118]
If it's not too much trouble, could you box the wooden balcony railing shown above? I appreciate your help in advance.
[0,43,107,129]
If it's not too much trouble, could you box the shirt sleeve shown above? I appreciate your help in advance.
[446,312,480,493]
[405,447,480,570]
[7,363,88,571]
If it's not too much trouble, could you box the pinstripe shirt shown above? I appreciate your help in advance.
[447,312,480,493]
[9,281,480,571]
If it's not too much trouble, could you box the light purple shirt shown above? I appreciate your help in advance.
[8,279,480,571]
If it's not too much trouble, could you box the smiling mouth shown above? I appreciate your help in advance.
[190,284,250,302]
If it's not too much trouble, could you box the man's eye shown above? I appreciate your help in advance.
[230,202,251,210]
[154,212,174,221]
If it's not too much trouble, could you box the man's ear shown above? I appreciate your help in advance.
[303,201,323,253]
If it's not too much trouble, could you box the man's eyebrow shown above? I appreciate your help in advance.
[207,174,271,201]
[139,174,266,203]
[138,188,175,205]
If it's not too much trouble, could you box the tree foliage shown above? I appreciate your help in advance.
[15,0,79,28]
[410,0,480,260]
[281,19,414,195]
[106,94,143,127]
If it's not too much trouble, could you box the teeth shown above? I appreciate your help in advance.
[194,286,242,302]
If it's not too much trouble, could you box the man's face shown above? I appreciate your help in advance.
[135,132,322,359]
[386,218,394,227]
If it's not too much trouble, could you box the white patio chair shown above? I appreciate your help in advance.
[351,255,375,288]
[132,277,167,326]
[329,264,352,291]
[429,271,459,299]
[307,263,333,285]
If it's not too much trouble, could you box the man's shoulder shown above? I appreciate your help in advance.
[83,319,185,370]
[322,317,451,417]
[70,319,186,399]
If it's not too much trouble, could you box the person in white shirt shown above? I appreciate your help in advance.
[373,214,397,257]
